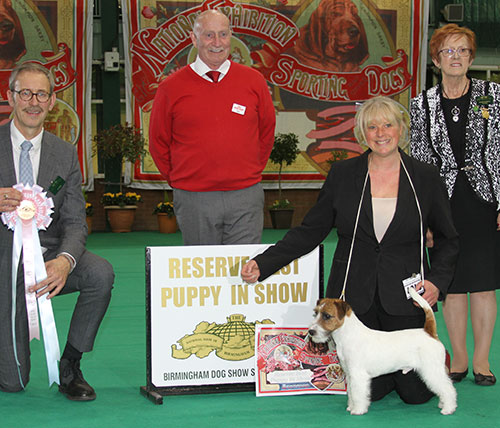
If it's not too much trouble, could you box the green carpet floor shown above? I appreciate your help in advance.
[1,231,498,427]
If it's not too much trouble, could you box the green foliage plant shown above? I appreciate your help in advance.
[269,133,301,209]
[92,123,147,192]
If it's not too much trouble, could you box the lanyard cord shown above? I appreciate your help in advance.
[339,157,425,301]
[339,170,369,301]
[400,158,425,283]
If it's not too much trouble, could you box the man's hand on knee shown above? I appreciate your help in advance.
[31,256,71,299]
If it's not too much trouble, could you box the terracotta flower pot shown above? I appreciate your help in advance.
[269,209,294,229]
[105,205,137,233]
[157,213,177,233]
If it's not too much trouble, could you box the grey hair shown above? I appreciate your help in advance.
[192,9,231,38]
[9,61,55,93]
[353,96,409,147]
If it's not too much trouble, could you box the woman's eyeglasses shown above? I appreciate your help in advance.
[438,48,472,58]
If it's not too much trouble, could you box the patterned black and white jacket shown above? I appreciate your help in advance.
[410,78,500,210]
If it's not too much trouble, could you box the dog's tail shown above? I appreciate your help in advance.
[409,287,438,339]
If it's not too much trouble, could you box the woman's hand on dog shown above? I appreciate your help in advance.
[416,280,440,307]
[241,260,260,284]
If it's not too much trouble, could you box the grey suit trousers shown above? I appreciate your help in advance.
[173,182,264,245]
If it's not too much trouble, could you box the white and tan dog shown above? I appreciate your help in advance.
[308,288,457,415]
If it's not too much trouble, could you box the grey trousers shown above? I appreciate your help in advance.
[0,249,114,392]
[173,183,264,245]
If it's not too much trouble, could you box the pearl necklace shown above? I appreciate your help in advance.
[442,80,469,123]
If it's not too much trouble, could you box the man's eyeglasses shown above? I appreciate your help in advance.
[13,89,52,103]
[438,48,472,58]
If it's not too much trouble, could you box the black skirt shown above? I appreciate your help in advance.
[440,85,499,293]
[448,172,499,293]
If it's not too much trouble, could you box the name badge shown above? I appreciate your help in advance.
[232,103,246,115]
[402,273,424,299]
[48,176,65,195]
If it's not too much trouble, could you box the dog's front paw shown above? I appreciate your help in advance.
[439,404,457,415]
[348,406,368,415]
[438,399,457,415]
[440,407,456,415]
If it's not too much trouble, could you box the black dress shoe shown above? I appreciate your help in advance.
[59,358,96,401]
[449,368,468,383]
[474,371,497,386]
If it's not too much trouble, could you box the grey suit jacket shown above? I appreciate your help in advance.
[0,122,87,283]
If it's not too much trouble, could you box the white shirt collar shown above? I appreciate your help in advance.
[190,56,230,81]
[10,120,44,149]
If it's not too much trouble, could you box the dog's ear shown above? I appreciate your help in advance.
[352,12,369,65]
[336,300,350,319]
[2,0,26,63]
[292,1,327,59]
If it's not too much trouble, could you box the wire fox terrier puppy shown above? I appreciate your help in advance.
[308,288,457,415]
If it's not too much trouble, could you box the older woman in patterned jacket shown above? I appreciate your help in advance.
[410,24,500,387]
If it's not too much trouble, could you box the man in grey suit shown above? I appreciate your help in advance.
[0,62,114,401]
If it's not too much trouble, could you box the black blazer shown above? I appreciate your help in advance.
[255,150,459,316]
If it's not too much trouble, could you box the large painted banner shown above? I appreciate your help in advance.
[123,0,428,189]
[0,0,93,188]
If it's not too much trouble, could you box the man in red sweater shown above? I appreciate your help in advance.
[149,9,276,245]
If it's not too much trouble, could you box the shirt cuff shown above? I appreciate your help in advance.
[57,252,76,273]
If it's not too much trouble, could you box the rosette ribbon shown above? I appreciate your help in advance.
[1,183,60,387]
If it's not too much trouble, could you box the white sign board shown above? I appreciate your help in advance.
[147,244,321,392]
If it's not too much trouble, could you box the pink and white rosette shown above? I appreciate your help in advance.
[1,183,60,386]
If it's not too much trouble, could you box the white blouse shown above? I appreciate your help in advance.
[372,197,397,242]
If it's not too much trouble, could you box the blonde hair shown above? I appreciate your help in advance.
[354,96,408,147]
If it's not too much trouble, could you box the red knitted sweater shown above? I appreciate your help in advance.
[149,62,276,191]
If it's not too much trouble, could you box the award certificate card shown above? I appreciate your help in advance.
[255,326,346,396]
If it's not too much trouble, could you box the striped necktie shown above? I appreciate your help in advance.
[19,140,34,186]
